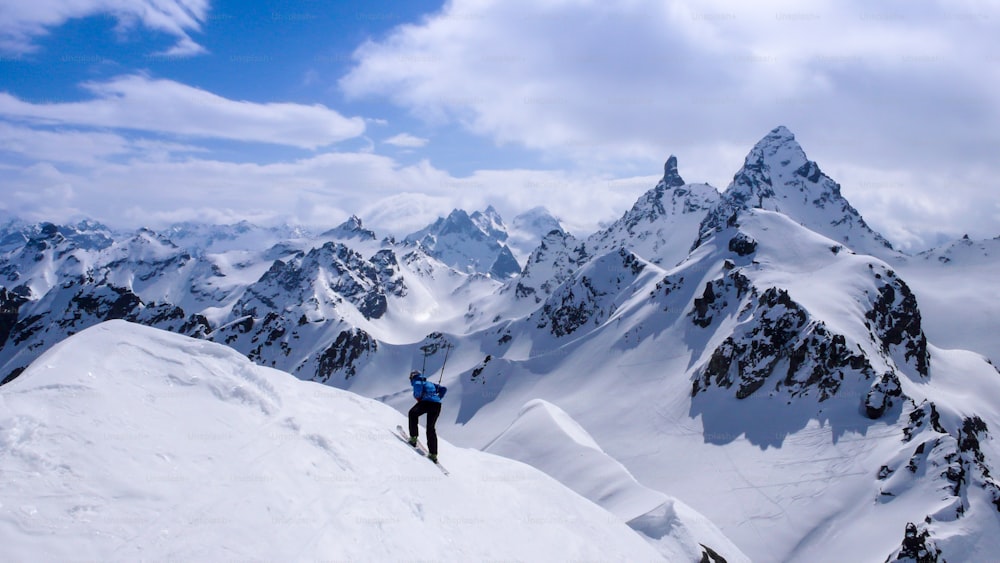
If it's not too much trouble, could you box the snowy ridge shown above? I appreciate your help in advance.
[0,321,662,561]
[485,399,748,562]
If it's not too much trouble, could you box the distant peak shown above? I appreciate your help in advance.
[323,214,376,240]
[768,125,795,141]
[742,125,808,170]
[445,208,471,221]
[345,215,363,229]
[662,155,685,188]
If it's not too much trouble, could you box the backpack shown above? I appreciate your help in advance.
[416,379,447,401]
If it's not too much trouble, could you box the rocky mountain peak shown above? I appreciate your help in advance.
[694,126,894,257]
[405,208,518,279]
[586,154,719,267]
[732,125,809,204]
[662,155,685,188]
[323,215,377,241]
[471,205,508,242]
[438,209,480,238]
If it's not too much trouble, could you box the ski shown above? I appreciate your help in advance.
[395,425,449,475]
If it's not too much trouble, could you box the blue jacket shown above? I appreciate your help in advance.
[411,376,446,403]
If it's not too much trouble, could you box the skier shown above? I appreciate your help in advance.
[408,370,446,463]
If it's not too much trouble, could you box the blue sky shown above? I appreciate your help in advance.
[1,0,998,250]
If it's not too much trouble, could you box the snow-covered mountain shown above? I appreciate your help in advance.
[404,206,520,279]
[588,155,719,268]
[2,125,999,561]
[0,320,668,560]
[696,126,896,259]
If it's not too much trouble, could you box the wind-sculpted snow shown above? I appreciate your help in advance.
[485,399,748,562]
[0,321,663,561]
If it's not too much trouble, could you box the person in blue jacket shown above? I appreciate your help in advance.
[408,370,446,462]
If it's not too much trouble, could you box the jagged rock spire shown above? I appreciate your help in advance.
[662,155,685,188]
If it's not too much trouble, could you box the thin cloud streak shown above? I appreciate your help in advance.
[0,75,366,149]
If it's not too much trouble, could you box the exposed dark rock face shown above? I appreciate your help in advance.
[694,126,894,256]
[370,249,407,298]
[865,269,929,378]
[864,372,903,419]
[903,401,945,442]
[690,271,752,329]
[541,276,606,338]
[315,328,377,381]
[693,280,873,402]
[490,246,521,280]
[727,233,757,257]
[0,287,27,351]
[508,229,590,304]
[470,354,492,382]
[237,242,388,322]
[885,522,942,563]
[1,278,207,385]
[405,207,519,279]
[535,249,646,338]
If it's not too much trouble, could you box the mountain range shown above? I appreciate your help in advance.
[2,126,999,561]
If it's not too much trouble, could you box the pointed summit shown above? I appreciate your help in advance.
[695,126,894,257]
[588,154,719,267]
[740,126,808,181]
[662,155,685,188]
[470,206,508,242]
[322,215,377,241]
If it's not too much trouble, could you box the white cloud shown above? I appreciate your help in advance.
[341,0,1000,246]
[383,133,429,148]
[0,0,211,57]
[0,125,647,237]
[0,74,366,148]
[0,121,210,166]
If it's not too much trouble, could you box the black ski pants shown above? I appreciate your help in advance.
[408,400,442,455]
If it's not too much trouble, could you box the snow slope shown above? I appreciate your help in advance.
[485,399,748,562]
[364,208,1000,562]
[0,320,663,561]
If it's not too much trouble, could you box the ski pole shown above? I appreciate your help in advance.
[438,343,451,384]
